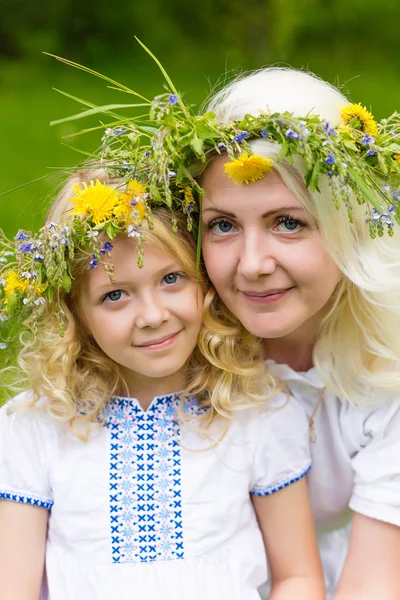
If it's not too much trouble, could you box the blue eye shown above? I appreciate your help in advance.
[163,272,182,285]
[103,290,126,303]
[207,218,235,235]
[275,216,306,233]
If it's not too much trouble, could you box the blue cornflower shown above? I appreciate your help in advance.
[323,122,330,132]
[217,142,226,150]
[168,94,179,105]
[101,242,113,253]
[325,153,335,165]
[367,149,377,157]
[261,128,268,138]
[19,242,35,253]
[167,171,177,179]
[15,231,29,241]
[34,253,44,261]
[185,201,195,214]
[88,255,99,270]
[361,133,375,145]
[232,131,250,143]
[144,151,151,157]
[285,128,300,139]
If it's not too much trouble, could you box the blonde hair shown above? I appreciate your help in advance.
[202,67,400,405]
[8,167,278,438]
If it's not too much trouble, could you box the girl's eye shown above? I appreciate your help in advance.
[162,272,183,285]
[275,215,306,233]
[103,290,126,303]
[206,218,236,235]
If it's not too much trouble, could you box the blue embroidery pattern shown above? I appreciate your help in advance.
[251,462,312,496]
[0,490,53,509]
[106,394,201,564]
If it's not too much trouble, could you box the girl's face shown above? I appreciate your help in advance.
[201,156,342,342]
[79,236,203,394]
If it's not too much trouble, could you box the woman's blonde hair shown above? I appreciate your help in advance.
[8,167,277,438]
[201,67,400,405]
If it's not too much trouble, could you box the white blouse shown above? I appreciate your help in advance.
[266,360,400,599]
[0,390,311,600]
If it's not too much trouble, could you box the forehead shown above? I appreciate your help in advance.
[83,236,180,289]
[200,155,303,213]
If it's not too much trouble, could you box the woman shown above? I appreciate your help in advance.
[197,67,400,599]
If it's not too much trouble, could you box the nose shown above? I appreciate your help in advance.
[237,229,276,281]
[135,291,170,329]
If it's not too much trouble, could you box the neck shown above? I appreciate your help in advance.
[263,316,321,372]
[264,338,314,372]
[119,368,186,411]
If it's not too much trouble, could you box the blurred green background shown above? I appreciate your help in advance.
[0,0,399,395]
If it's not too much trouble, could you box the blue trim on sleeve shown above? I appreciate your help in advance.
[250,462,312,497]
[0,491,53,510]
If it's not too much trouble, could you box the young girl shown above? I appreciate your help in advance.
[0,168,324,599]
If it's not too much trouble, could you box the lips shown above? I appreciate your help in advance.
[134,331,181,348]
[240,288,291,297]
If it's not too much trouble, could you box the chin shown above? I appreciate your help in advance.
[244,316,300,340]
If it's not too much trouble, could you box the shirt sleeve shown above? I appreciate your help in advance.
[250,395,312,496]
[348,397,400,526]
[0,394,54,509]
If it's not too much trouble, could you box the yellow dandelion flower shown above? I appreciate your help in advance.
[395,155,400,164]
[224,153,273,184]
[126,179,147,197]
[4,270,29,299]
[114,179,148,224]
[69,180,121,225]
[341,103,378,137]
[3,271,45,305]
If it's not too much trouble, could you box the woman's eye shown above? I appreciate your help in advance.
[207,218,235,235]
[275,216,305,233]
[103,290,126,303]
[163,272,183,285]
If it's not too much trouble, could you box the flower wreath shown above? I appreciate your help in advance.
[0,40,399,339]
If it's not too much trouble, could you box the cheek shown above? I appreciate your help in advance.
[296,249,341,296]
[180,288,204,330]
[86,312,121,344]
[202,240,233,287]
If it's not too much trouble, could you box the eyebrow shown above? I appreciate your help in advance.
[202,205,306,218]
[89,263,181,293]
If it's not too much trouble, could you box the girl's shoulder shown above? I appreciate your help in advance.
[0,390,63,445]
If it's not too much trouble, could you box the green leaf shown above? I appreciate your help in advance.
[50,100,147,126]
[105,223,116,240]
[43,53,150,101]
[276,140,289,162]
[306,158,321,191]
[62,273,71,293]
[195,119,221,141]
[347,167,382,211]
[190,135,204,157]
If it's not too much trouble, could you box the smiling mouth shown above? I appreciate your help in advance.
[240,287,294,303]
[134,331,181,349]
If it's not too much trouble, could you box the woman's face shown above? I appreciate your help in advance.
[201,156,342,341]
